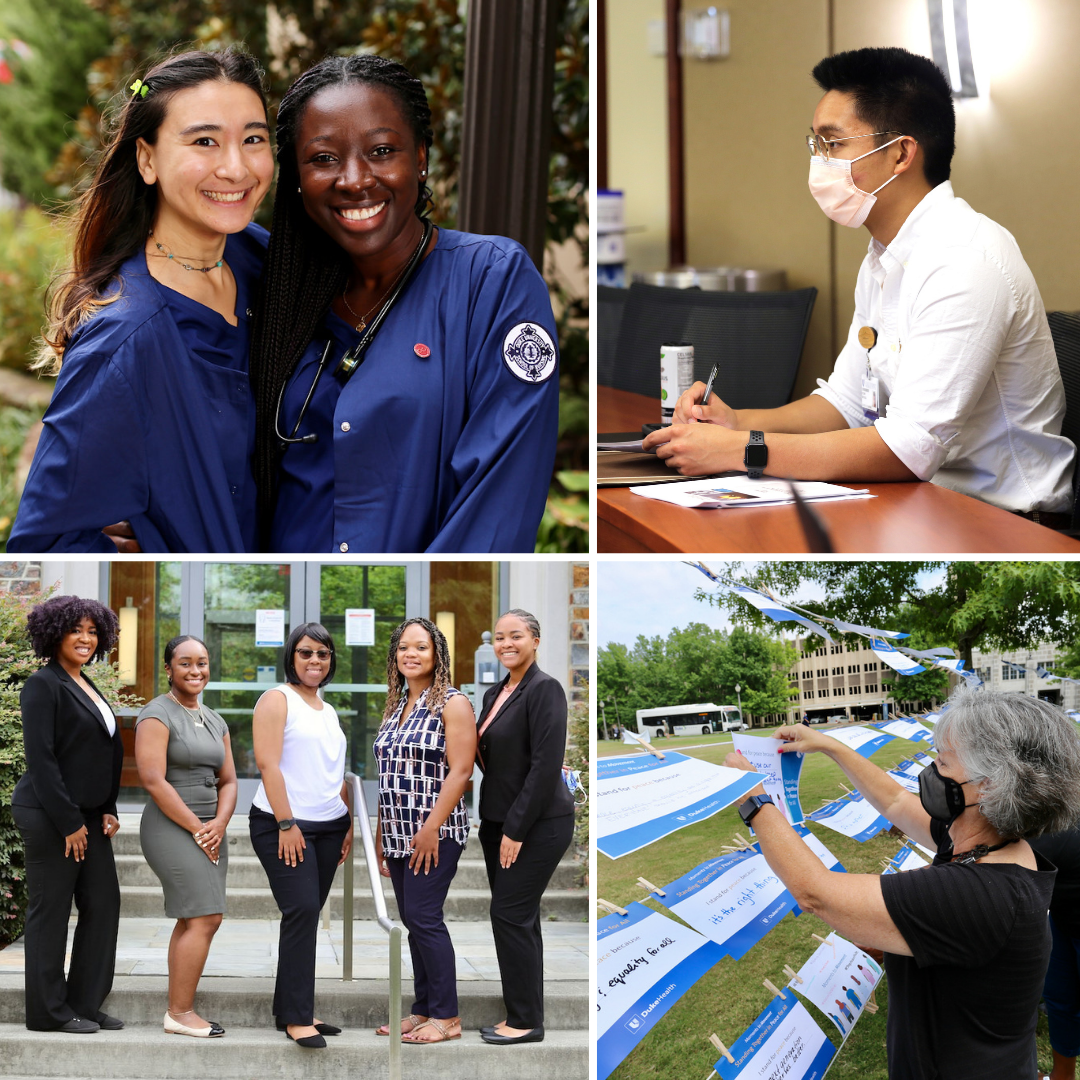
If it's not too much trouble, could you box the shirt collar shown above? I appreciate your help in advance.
[866,180,955,279]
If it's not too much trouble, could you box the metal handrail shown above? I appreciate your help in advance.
[344,772,401,1080]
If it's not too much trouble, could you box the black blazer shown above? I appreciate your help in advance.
[12,659,123,837]
[476,662,575,840]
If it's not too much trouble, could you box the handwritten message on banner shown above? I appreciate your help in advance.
[714,994,836,1080]
[730,732,805,825]
[806,792,890,843]
[596,752,763,859]
[788,931,883,1038]
[652,849,796,960]
[597,902,726,1080]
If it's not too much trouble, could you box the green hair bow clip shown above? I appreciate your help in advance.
[129,78,148,99]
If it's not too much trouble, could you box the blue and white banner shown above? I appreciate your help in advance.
[730,732,805,825]
[886,768,922,793]
[596,752,763,859]
[787,931,883,1039]
[597,902,725,1080]
[872,718,934,743]
[726,583,835,644]
[806,792,890,842]
[832,619,908,640]
[821,725,897,758]
[870,638,926,675]
[714,993,836,1080]
[793,823,845,873]
[652,849,796,961]
[882,845,931,874]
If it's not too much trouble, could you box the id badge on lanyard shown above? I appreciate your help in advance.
[858,325,880,421]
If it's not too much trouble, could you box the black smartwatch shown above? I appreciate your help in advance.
[744,430,768,479]
[738,794,774,826]
[277,817,297,831]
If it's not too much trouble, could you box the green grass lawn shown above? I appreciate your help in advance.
[596,727,1055,1079]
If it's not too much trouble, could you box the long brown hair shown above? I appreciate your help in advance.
[383,618,453,721]
[35,46,268,375]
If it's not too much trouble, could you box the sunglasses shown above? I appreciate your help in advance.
[295,647,333,661]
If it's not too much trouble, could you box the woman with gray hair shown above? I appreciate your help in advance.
[724,686,1080,1080]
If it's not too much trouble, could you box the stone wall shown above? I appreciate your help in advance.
[0,561,41,596]
[570,561,589,704]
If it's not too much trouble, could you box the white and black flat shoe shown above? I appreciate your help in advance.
[163,1011,225,1038]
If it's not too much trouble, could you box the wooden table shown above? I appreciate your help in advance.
[598,388,1080,554]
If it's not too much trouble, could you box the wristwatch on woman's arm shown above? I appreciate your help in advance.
[744,431,768,479]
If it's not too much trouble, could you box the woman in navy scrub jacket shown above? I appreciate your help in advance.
[9,48,273,553]
[250,55,559,553]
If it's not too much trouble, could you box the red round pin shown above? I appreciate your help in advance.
[413,343,431,358]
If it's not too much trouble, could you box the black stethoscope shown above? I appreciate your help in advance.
[274,218,434,446]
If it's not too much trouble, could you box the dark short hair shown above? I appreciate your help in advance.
[163,635,208,666]
[283,621,337,688]
[26,595,120,661]
[812,46,955,187]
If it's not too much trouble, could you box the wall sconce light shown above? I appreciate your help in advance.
[118,596,138,684]
[681,7,730,60]
[436,611,456,681]
[928,0,979,97]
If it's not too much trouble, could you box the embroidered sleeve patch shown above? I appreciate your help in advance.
[502,322,557,384]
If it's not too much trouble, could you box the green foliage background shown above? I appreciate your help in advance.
[0,0,588,552]
[0,586,143,946]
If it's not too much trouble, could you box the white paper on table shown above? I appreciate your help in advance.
[629,475,873,509]
[787,931,883,1039]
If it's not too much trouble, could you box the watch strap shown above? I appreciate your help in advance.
[738,793,773,826]
[277,817,296,831]
[744,430,767,479]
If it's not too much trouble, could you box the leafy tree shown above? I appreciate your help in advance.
[695,561,1080,672]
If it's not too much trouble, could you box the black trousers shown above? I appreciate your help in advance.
[12,805,120,1031]
[479,813,574,1029]
[249,808,349,1026]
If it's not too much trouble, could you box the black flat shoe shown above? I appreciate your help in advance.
[95,1013,125,1031]
[57,1017,99,1034]
[480,1025,497,1036]
[481,1025,544,1045]
[276,1020,341,1036]
[285,1030,327,1049]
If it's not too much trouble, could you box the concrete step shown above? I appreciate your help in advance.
[0,976,589,1030]
[0,1023,587,1079]
[114,886,587,922]
[112,854,584,893]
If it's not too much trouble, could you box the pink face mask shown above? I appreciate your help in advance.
[807,135,905,228]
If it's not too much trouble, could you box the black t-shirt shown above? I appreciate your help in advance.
[879,819,1056,1080]
[1030,828,1080,937]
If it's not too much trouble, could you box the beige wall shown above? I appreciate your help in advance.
[606,0,670,271]
[607,0,1080,399]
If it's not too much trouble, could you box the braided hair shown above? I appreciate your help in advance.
[250,55,435,545]
[383,617,453,721]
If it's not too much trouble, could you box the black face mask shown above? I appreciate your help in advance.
[918,761,978,826]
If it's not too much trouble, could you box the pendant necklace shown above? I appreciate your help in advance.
[168,689,205,726]
[341,225,429,331]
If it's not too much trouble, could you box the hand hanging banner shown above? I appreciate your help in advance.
[730,732,805,825]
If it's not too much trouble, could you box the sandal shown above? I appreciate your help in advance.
[375,1013,426,1037]
[402,1017,462,1044]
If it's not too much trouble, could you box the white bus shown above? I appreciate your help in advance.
[635,703,747,737]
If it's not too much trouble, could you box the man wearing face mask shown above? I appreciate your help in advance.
[723,687,1080,1079]
[645,46,1075,526]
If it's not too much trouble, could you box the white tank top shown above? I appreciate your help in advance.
[252,684,348,821]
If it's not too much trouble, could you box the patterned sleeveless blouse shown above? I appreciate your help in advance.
[374,685,470,858]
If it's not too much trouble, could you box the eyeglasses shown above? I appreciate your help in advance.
[295,647,333,660]
[806,131,903,161]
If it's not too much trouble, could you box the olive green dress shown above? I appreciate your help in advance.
[137,694,229,918]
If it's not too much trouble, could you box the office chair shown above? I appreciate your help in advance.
[597,281,817,408]
[1047,310,1080,530]
[597,285,628,389]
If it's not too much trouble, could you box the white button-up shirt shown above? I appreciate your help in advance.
[813,181,1074,513]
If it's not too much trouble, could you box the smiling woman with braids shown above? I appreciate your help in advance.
[373,618,476,1043]
[250,55,559,553]
[9,47,273,553]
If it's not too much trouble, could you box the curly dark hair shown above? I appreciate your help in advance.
[383,617,453,720]
[250,54,434,545]
[26,595,120,661]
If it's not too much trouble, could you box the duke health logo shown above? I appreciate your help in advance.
[502,321,557,383]
[624,1015,643,1033]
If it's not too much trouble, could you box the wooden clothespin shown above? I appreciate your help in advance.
[762,978,786,1000]
[637,876,665,896]
[720,844,742,853]
[782,964,803,985]
[811,933,836,956]
[709,1033,736,1064]
[866,987,879,1014]
[880,859,894,871]
[838,783,855,796]
[732,832,753,850]
[624,728,665,760]
[596,898,628,916]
